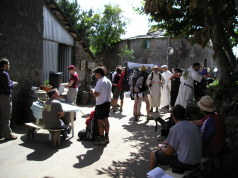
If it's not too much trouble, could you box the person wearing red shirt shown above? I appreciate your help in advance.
[60,65,79,104]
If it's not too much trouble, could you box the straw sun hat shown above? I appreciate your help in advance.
[197,96,216,112]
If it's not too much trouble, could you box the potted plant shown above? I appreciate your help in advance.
[40,80,52,92]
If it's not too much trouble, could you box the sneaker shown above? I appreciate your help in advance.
[119,108,123,112]
[150,107,153,112]
[113,106,117,113]
[5,134,17,141]
[61,131,68,140]
[66,126,71,134]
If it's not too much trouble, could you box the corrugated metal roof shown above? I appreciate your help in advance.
[44,0,98,61]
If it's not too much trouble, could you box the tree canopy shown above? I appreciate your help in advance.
[56,0,127,55]
[144,0,238,85]
[90,5,127,54]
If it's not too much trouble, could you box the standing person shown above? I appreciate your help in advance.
[149,105,202,171]
[160,65,173,111]
[146,65,165,113]
[60,65,79,104]
[43,89,69,138]
[170,67,182,108]
[0,58,18,141]
[112,67,123,112]
[175,63,203,108]
[132,65,150,121]
[91,66,112,145]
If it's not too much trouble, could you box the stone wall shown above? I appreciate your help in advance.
[101,38,216,73]
[0,0,43,124]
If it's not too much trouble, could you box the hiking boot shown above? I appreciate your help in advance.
[156,107,159,113]
[4,134,17,141]
[113,106,117,113]
[105,136,110,144]
[134,115,139,122]
[96,136,106,145]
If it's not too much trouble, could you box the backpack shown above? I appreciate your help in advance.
[79,111,99,141]
[149,72,162,87]
[129,70,144,93]
[85,117,99,140]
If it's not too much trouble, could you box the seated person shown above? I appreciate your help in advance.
[149,105,202,171]
[192,95,224,156]
[43,89,70,138]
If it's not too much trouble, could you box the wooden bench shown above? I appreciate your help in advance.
[25,123,64,147]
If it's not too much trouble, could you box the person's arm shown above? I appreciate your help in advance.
[92,90,99,97]
[58,111,64,118]
[158,143,175,156]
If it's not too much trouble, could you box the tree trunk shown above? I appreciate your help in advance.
[210,0,232,87]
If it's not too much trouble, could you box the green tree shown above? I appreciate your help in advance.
[89,5,127,54]
[118,45,135,62]
[144,0,238,86]
[56,0,80,27]
[56,0,94,45]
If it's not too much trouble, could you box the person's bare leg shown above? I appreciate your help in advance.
[120,99,124,112]
[104,118,110,134]
[149,150,157,170]
[97,119,105,136]
[133,99,139,116]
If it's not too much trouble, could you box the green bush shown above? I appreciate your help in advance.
[206,79,223,98]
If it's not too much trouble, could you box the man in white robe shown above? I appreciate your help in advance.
[160,65,172,110]
[146,65,165,112]
[175,63,203,108]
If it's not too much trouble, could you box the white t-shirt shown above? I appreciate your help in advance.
[94,76,112,105]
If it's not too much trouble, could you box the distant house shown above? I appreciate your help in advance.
[100,31,216,71]
[0,0,98,123]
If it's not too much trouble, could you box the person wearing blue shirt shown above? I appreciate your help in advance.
[0,58,18,141]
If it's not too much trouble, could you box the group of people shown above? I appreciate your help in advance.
[149,95,224,172]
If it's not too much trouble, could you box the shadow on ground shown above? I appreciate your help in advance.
[73,140,105,168]
[19,133,72,161]
[95,116,162,177]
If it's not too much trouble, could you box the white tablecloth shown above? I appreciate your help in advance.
[30,101,81,137]
[30,101,81,120]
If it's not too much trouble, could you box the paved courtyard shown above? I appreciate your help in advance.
[0,98,170,178]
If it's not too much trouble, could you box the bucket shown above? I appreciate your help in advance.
[77,91,89,105]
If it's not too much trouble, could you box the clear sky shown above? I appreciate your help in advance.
[77,0,149,39]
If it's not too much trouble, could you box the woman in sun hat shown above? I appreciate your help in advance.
[192,95,224,156]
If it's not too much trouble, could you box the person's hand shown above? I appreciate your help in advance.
[90,89,95,94]
[13,81,18,87]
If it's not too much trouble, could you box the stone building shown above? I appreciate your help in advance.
[0,0,98,124]
[101,31,216,72]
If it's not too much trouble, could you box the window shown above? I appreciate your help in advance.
[142,40,151,49]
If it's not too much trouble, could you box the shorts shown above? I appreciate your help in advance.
[155,150,199,170]
[113,87,124,100]
[94,102,110,120]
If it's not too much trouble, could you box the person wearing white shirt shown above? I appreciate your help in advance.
[175,63,203,108]
[91,67,112,145]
